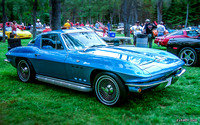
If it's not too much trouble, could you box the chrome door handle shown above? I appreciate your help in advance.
[35,54,40,56]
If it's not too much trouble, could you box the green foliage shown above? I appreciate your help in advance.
[0,37,200,124]
[0,0,199,28]
[163,0,200,28]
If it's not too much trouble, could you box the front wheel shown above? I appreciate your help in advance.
[94,72,128,106]
[17,59,35,82]
[178,47,198,66]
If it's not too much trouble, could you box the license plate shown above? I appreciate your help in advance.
[165,77,172,88]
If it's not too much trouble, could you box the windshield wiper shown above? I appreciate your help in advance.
[83,45,106,52]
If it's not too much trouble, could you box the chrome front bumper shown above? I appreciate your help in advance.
[4,59,10,63]
[126,68,186,92]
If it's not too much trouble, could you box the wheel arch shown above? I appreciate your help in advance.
[90,69,125,87]
[178,47,198,66]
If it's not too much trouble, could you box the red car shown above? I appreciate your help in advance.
[154,30,200,46]
[0,22,25,30]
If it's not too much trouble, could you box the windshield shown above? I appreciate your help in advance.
[62,32,107,50]
[167,30,183,37]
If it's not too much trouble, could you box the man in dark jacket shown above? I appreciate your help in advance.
[143,19,156,48]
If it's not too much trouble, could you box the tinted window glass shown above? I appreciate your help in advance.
[187,30,199,37]
[30,40,35,44]
[42,34,64,50]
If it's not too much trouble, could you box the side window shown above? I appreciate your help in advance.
[41,34,64,50]
[187,31,199,37]
[29,39,35,44]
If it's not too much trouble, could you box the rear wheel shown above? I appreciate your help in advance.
[178,47,198,66]
[17,59,35,82]
[94,72,128,106]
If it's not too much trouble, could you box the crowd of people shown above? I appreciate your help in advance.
[130,19,166,48]
[4,18,166,48]
[63,20,94,29]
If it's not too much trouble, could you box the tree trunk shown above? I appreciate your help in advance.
[157,0,163,23]
[49,0,52,25]
[185,0,189,28]
[32,0,37,39]
[2,0,6,42]
[133,0,138,22]
[121,0,132,37]
[51,0,61,30]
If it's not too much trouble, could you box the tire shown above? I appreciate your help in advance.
[94,72,128,106]
[17,59,35,82]
[178,47,198,66]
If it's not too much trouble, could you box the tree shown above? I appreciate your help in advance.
[121,0,132,37]
[157,0,163,23]
[2,0,6,42]
[50,0,61,30]
[185,0,189,27]
[32,0,37,39]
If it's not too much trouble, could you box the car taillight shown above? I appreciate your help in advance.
[173,47,178,50]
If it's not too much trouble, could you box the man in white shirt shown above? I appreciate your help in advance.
[157,21,166,36]
[36,19,42,29]
[130,21,143,45]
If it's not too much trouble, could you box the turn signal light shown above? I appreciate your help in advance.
[138,88,142,93]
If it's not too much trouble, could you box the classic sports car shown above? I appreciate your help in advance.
[154,30,200,46]
[6,29,186,106]
[0,27,32,39]
[167,36,200,66]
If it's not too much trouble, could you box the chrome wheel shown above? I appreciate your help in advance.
[179,47,197,66]
[94,72,128,106]
[95,75,120,105]
[17,60,31,82]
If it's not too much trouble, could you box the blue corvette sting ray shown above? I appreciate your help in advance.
[5,29,186,106]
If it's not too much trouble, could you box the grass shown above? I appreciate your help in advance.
[0,35,200,124]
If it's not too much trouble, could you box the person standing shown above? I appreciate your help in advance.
[64,20,71,29]
[75,22,80,27]
[143,19,156,48]
[130,21,143,45]
[80,22,84,27]
[157,21,166,36]
[95,21,99,29]
[107,21,111,33]
[36,19,42,29]
[11,21,18,38]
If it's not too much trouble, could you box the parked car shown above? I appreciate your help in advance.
[167,36,200,66]
[154,30,200,46]
[0,27,32,39]
[5,29,185,106]
[116,23,132,34]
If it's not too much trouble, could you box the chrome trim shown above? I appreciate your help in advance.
[36,74,92,92]
[4,59,10,63]
[126,68,186,88]
[176,68,186,77]
[126,79,170,87]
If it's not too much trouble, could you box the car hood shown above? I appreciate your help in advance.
[83,46,184,75]
[17,30,32,34]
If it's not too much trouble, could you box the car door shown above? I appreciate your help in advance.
[62,33,92,85]
[33,33,67,79]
